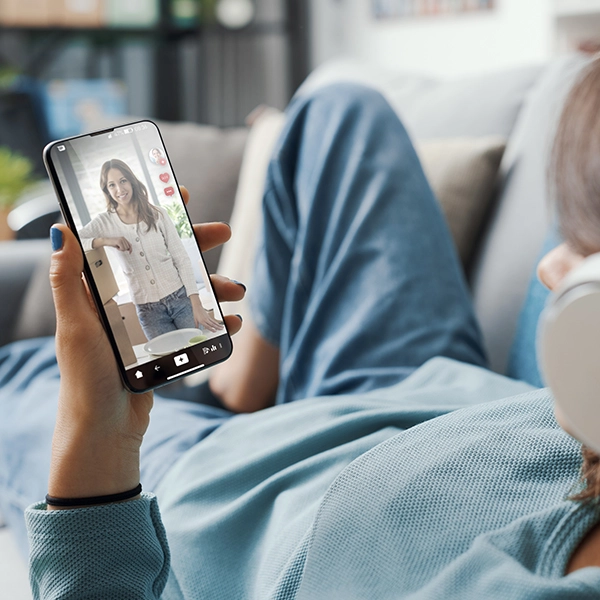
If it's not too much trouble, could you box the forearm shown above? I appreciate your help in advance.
[47,355,152,505]
[48,423,141,505]
[81,237,106,252]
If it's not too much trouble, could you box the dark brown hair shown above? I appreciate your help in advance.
[553,57,600,503]
[100,159,158,232]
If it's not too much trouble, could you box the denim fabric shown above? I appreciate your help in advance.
[250,83,487,404]
[506,228,562,388]
[135,286,196,341]
[1,83,490,557]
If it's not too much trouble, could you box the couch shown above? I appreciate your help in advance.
[0,53,591,597]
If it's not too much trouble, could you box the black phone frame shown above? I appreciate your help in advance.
[43,119,233,394]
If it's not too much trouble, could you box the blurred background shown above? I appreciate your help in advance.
[0,0,597,238]
[3,2,600,596]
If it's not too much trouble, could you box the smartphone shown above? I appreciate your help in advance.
[43,120,232,393]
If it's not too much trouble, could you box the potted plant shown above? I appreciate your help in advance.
[0,147,34,241]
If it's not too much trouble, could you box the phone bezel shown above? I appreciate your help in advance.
[43,119,233,394]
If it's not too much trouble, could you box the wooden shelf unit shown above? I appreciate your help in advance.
[0,0,310,125]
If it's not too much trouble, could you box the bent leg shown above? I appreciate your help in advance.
[215,83,487,409]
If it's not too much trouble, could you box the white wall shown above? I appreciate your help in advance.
[310,0,555,79]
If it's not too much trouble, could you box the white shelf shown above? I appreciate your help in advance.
[554,0,600,17]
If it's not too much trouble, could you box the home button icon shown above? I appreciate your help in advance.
[174,353,189,367]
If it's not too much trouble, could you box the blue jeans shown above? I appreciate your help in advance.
[0,83,499,557]
[136,286,196,341]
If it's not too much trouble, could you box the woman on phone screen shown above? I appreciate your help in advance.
[79,158,223,341]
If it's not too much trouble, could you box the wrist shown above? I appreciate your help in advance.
[48,425,141,501]
[46,484,142,510]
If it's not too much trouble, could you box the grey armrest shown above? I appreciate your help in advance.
[8,193,62,240]
[0,240,50,347]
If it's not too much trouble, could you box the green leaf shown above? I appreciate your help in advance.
[164,200,193,238]
[0,147,34,209]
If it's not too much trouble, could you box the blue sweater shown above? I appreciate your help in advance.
[26,358,600,598]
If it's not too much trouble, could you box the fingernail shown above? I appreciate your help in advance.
[236,314,243,323]
[220,221,231,229]
[50,227,63,252]
[231,279,246,292]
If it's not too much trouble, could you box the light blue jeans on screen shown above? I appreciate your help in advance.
[136,286,196,341]
[0,83,542,557]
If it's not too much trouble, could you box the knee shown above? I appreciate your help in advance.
[297,82,401,128]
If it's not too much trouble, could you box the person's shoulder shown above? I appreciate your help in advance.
[85,210,114,228]
[153,204,169,222]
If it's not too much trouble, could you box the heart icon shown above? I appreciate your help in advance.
[164,187,175,197]
[160,173,170,183]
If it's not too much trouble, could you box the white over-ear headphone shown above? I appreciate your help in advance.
[540,253,600,454]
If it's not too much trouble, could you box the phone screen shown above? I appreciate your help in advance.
[44,121,232,392]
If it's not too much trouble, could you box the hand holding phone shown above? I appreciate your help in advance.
[47,215,244,503]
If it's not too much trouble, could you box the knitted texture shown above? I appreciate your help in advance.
[27,494,169,599]
[26,358,600,598]
[293,394,600,599]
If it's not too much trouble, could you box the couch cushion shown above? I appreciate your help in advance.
[470,54,591,374]
[14,249,55,341]
[300,58,542,140]
[155,121,248,273]
[416,136,506,266]
[0,240,50,345]
[215,107,287,336]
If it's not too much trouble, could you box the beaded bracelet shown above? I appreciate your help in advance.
[45,483,142,507]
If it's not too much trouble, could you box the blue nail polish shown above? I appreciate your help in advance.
[50,227,63,252]
[236,314,243,323]
[232,280,247,292]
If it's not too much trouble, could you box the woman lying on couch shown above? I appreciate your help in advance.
[2,58,600,599]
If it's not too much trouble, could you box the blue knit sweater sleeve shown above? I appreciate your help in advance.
[26,493,170,600]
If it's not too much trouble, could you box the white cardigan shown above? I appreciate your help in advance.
[79,206,198,305]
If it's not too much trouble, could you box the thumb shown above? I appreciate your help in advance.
[49,225,96,328]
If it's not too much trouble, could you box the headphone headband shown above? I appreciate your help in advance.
[540,252,600,453]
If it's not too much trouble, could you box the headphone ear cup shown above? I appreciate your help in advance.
[540,284,600,454]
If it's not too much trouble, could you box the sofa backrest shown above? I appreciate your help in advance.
[471,55,590,373]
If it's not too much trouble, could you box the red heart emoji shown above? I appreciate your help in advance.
[164,187,175,196]
[160,173,170,183]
